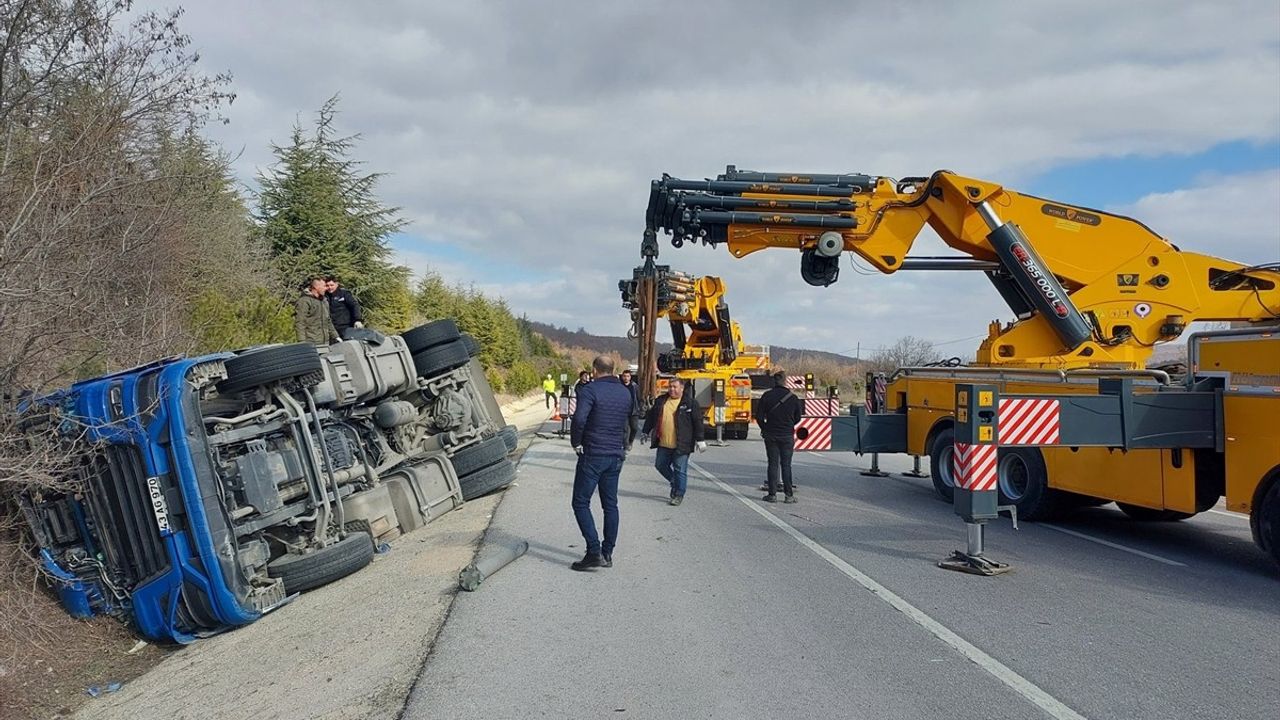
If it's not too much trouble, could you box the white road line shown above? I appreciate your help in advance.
[1038,524,1186,567]
[1207,509,1250,521]
[689,461,1088,720]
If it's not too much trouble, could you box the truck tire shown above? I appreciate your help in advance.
[996,447,1063,520]
[461,332,481,358]
[402,319,460,354]
[220,344,323,395]
[412,340,470,379]
[449,435,509,477]
[1115,503,1193,521]
[927,426,957,503]
[460,458,517,501]
[266,534,374,595]
[1254,478,1280,566]
[499,424,519,452]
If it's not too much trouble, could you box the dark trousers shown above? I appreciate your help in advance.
[764,438,795,496]
[545,390,558,408]
[572,454,623,558]
[625,415,640,449]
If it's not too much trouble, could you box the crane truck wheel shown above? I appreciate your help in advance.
[996,447,1062,521]
[1253,474,1280,566]
[1115,503,1194,522]
[927,426,957,503]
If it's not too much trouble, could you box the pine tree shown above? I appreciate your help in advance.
[254,95,413,328]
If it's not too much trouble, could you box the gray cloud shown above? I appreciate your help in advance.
[147,0,1280,353]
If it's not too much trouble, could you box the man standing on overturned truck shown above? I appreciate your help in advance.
[324,275,364,337]
[569,355,634,571]
[296,277,340,345]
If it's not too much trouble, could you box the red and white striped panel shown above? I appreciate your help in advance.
[803,398,841,416]
[785,375,805,390]
[559,397,577,415]
[997,398,1061,445]
[794,417,833,451]
[953,442,997,491]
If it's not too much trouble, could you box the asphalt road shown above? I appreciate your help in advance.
[404,424,1279,720]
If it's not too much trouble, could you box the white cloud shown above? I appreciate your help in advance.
[138,0,1280,353]
[1110,169,1280,265]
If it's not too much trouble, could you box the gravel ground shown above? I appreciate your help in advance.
[73,395,549,720]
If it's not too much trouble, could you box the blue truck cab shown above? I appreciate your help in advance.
[21,324,513,642]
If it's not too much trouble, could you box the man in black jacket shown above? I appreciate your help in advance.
[619,369,641,451]
[756,370,803,503]
[325,276,364,337]
[568,356,634,571]
[642,378,706,506]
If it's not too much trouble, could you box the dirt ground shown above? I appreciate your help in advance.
[0,394,548,720]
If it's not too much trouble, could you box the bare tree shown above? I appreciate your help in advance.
[866,335,940,375]
[0,0,236,672]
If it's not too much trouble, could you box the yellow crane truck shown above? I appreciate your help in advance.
[620,268,757,439]
[639,166,1280,564]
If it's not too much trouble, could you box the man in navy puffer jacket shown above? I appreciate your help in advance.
[568,356,634,571]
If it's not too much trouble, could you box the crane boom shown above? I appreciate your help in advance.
[643,167,1280,369]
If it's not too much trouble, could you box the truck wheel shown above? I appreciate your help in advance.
[402,319,460,354]
[412,340,470,379]
[449,435,509,477]
[499,424,519,452]
[1255,478,1280,566]
[266,534,374,595]
[927,426,957,503]
[461,332,481,358]
[220,343,323,395]
[1115,503,1193,521]
[997,448,1062,520]
[460,458,517,501]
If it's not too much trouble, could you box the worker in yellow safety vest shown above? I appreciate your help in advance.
[543,374,558,408]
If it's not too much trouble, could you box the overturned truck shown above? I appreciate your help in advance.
[19,320,518,642]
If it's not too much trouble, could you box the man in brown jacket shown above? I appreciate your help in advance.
[296,277,339,345]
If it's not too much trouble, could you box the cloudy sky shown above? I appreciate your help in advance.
[148,0,1279,356]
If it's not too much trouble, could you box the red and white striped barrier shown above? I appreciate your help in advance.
[558,397,577,416]
[997,398,1060,445]
[953,442,997,491]
[802,398,842,416]
[794,417,832,451]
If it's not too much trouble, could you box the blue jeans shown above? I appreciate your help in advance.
[572,454,623,557]
[654,447,690,498]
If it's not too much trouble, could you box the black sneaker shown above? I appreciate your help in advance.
[571,553,603,571]
[601,555,613,568]
[783,494,797,504]
[762,494,777,503]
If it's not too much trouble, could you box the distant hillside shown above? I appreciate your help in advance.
[525,320,858,366]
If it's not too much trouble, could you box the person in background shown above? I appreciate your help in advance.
[324,276,363,337]
[619,369,641,452]
[296,277,339,346]
[756,369,803,504]
[543,373,559,409]
[568,356,633,571]
[642,377,705,506]
[573,370,591,396]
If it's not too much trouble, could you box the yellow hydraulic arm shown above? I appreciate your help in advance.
[621,265,745,402]
[642,167,1280,369]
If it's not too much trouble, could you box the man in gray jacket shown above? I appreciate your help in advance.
[296,277,339,345]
